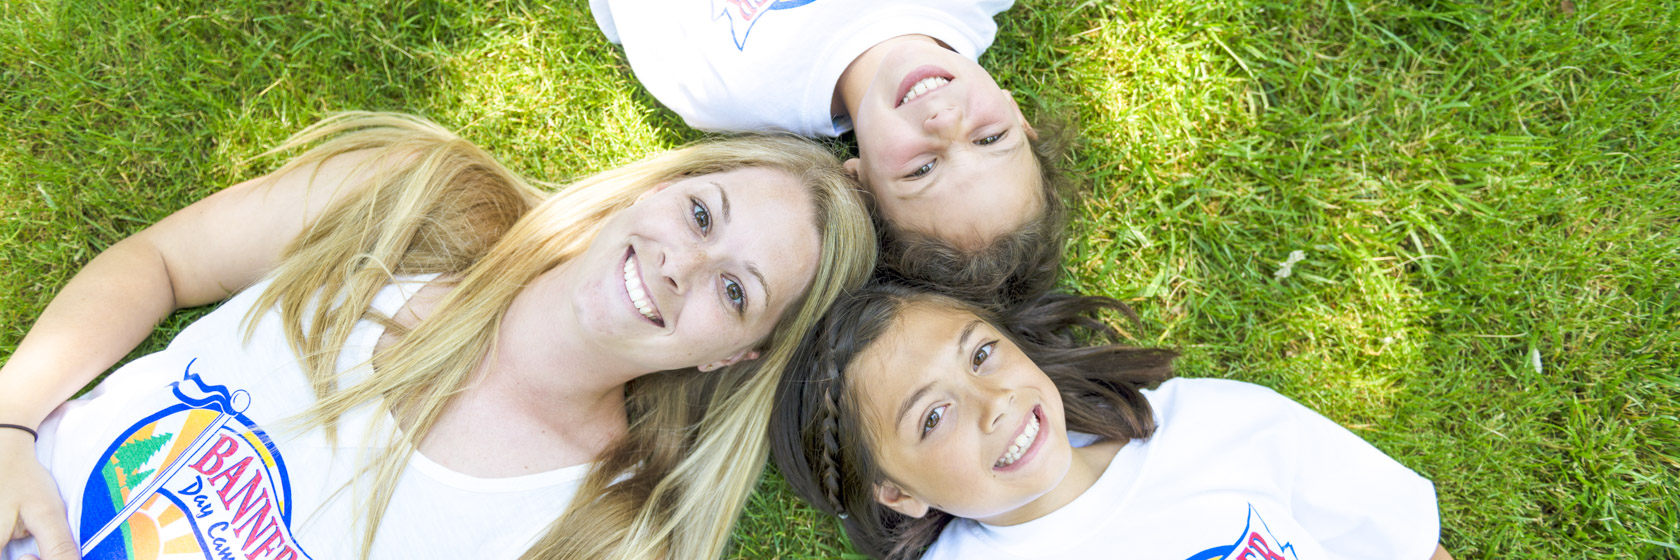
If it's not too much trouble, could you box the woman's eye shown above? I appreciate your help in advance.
[971,342,996,371]
[921,405,947,437]
[975,132,1006,146]
[724,277,746,312]
[905,161,935,179]
[691,199,711,233]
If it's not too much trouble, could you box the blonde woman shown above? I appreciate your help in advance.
[0,113,875,560]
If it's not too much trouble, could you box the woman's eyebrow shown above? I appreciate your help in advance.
[748,263,768,308]
[711,181,731,223]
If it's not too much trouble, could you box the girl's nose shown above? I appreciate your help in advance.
[979,386,1015,434]
[922,105,963,137]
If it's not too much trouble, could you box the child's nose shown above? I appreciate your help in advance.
[922,106,963,137]
[980,387,1015,434]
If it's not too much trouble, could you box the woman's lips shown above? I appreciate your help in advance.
[622,248,664,327]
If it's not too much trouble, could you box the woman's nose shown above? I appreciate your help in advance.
[659,242,710,295]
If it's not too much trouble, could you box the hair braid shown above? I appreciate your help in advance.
[819,344,848,519]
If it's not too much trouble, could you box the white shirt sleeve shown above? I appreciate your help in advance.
[588,0,620,44]
[1283,396,1441,559]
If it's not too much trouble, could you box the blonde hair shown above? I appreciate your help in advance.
[246,112,876,559]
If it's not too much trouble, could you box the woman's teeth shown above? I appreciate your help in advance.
[900,76,950,105]
[623,257,662,323]
[995,412,1041,468]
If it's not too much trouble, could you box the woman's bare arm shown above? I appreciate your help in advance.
[0,149,392,558]
[1431,544,1453,560]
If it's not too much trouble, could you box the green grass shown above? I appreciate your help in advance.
[3,0,1676,557]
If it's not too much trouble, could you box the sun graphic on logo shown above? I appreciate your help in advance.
[115,495,206,560]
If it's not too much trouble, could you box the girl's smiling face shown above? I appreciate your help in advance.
[846,38,1042,250]
[851,302,1075,526]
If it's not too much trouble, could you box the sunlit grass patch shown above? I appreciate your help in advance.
[1,0,1676,557]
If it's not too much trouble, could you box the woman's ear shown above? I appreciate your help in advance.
[697,349,761,372]
[843,158,861,179]
[873,481,931,518]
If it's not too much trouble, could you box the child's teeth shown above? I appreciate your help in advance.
[900,77,950,105]
[996,412,1044,468]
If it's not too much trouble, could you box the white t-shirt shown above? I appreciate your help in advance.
[589,0,1014,136]
[4,277,589,560]
[923,378,1440,560]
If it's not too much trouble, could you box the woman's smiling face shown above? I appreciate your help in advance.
[559,166,822,373]
[851,302,1075,525]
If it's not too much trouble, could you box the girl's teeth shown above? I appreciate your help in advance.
[995,412,1043,468]
[900,76,950,105]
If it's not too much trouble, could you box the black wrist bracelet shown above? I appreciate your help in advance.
[0,423,39,441]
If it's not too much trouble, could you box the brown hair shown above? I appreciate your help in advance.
[769,282,1178,560]
[874,113,1074,311]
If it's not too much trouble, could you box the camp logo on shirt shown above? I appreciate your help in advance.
[1184,504,1299,560]
[77,360,311,560]
[713,0,817,50]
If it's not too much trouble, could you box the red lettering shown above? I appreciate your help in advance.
[221,470,268,519]
[230,497,273,549]
[270,546,298,560]
[187,435,239,475]
[248,519,286,558]
[727,0,768,20]
[208,456,252,500]
[1247,532,1286,560]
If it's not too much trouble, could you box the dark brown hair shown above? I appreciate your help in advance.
[769,283,1178,560]
[874,113,1074,311]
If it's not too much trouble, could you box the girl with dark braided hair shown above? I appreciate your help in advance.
[770,283,1449,560]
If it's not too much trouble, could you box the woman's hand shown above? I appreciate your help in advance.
[0,431,79,560]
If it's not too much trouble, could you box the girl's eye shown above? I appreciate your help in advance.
[921,404,947,437]
[724,277,746,312]
[971,341,996,371]
[975,132,1006,146]
[905,161,935,179]
[691,199,711,234]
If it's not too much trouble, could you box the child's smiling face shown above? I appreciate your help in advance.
[846,38,1042,250]
[850,302,1075,525]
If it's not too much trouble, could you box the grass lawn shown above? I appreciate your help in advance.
[3,0,1676,557]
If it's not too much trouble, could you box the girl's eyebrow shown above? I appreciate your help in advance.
[896,383,934,436]
[954,320,981,362]
[895,319,985,434]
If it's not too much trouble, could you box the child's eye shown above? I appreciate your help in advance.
[921,404,947,437]
[975,132,1006,146]
[904,161,935,179]
[724,277,746,312]
[691,198,711,234]
[971,341,996,371]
